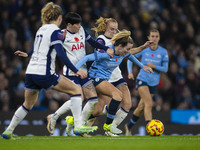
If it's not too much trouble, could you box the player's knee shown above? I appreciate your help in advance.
[112,90,122,101]
[121,100,132,110]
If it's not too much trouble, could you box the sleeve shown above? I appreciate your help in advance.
[27,49,33,56]
[155,61,168,73]
[96,38,106,46]
[51,30,78,73]
[127,60,133,73]
[128,55,144,69]
[84,28,109,51]
[154,50,169,73]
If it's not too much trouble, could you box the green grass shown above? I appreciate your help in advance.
[1,136,200,150]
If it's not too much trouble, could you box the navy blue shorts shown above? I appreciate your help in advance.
[111,78,127,88]
[66,75,93,88]
[25,73,61,91]
[136,79,157,94]
[91,78,105,87]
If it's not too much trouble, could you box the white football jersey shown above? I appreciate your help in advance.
[63,26,87,76]
[97,35,123,82]
[26,24,61,75]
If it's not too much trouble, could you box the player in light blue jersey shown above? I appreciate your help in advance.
[1,2,97,139]
[76,30,153,134]
[85,17,154,136]
[125,29,169,136]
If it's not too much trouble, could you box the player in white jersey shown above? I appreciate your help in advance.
[1,2,97,139]
[53,12,114,136]
[86,17,154,136]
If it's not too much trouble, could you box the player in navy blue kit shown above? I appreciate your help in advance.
[76,30,153,134]
[1,2,97,139]
[125,29,169,136]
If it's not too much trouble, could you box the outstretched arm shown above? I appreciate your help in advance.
[76,51,110,69]
[128,55,153,73]
[129,41,154,55]
[14,49,33,57]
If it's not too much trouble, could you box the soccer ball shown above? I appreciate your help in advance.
[146,119,164,136]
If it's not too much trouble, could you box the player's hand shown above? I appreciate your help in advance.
[147,63,156,68]
[144,41,155,48]
[128,72,134,80]
[106,48,114,57]
[14,50,28,57]
[75,70,88,79]
[62,29,67,37]
[142,66,154,73]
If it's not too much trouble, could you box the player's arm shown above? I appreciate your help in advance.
[147,51,169,73]
[127,59,134,80]
[84,29,114,57]
[129,41,154,55]
[128,55,153,73]
[147,61,168,73]
[76,51,110,69]
[14,49,33,57]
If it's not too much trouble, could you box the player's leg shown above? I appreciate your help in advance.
[81,81,98,125]
[2,90,39,139]
[125,98,144,136]
[49,76,97,134]
[113,83,132,128]
[95,80,122,134]
[86,94,109,126]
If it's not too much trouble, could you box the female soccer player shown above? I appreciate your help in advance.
[125,29,169,136]
[14,12,114,136]
[75,30,153,134]
[1,2,97,139]
[86,17,154,136]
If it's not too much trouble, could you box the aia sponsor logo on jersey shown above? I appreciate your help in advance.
[151,54,154,57]
[71,42,84,51]
[115,58,118,61]
[74,37,79,42]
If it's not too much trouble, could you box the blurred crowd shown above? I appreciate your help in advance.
[0,0,200,112]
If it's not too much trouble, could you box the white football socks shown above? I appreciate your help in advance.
[112,107,128,127]
[52,100,71,120]
[7,105,29,133]
[70,96,82,128]
[81,98,98,125]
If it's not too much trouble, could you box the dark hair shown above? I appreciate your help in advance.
[148,29,159,36]
[65,12,82,25]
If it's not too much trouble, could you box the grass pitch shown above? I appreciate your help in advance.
[1,136,199,150]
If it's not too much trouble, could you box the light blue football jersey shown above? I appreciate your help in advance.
[128,45,169,86]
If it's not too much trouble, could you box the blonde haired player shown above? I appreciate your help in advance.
[86,17,154,136]
[75,30,153,134]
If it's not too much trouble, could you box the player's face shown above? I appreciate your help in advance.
[105,22,118,38]
[117,43,133,56]
[148,32,160,45]
[71,23,81,33]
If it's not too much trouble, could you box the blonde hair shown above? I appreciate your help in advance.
[41,2,62,25]
[111,30,133,47]
[92,17,117,36]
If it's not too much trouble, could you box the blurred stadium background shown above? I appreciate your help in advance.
[0,0,200,136]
